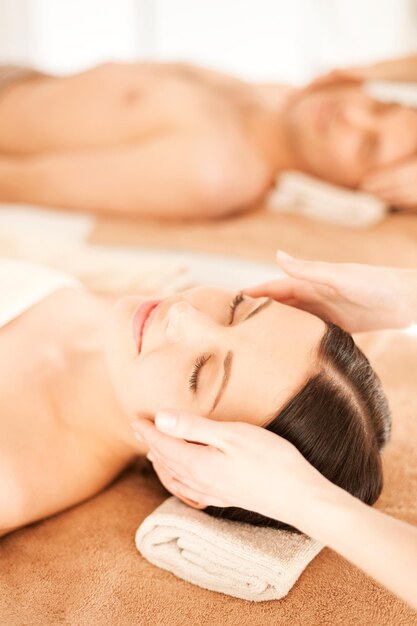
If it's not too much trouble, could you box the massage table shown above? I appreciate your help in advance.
[1,204,417,625]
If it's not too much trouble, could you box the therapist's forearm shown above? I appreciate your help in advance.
[292,485,417,610]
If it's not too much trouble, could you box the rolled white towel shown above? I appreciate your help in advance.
[365,80,417,109]
[267,171,387,227]
[135,496,322,602]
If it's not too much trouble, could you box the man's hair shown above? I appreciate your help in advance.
[205,322,391,532]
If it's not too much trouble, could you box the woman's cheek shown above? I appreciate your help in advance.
[133,360,191,415]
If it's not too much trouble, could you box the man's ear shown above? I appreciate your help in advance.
[176,493,207,510]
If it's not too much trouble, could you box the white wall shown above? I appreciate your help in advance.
[153,0,308,83]
[0,0,34,64]
[0,0,154,73]
[0,0,417,82]
[152,0,417,83]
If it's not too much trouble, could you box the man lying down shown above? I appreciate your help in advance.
[0,60,416,219]
[0,259,391,536]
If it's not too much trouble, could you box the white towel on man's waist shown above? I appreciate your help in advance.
[135,496,322,602]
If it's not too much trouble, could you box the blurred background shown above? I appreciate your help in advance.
[1,0,417,286]
[1,0,417,83]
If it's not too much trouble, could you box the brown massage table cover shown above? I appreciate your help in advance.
[1,208,417,625]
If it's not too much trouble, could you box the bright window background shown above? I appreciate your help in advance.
[0,0,417,82]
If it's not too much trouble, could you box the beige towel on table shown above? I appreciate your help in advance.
[0,206,191,295]
[135,497,322,602]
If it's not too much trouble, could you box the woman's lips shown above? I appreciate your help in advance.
[132,299,162,353]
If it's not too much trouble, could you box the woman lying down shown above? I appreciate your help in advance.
[0,259,391,537]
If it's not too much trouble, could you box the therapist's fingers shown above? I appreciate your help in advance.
[154,410,236,450]
[243,277,298,300]
[132,417,191,457]
[308,69,365,90]
[150,457,179,488]
[131,412,229,469]
[168,477,226,508]
[244,277,337,317]
[147,448,185,479]
[150,456,204,494]
[275,251,342,289]
[246,251,342,293]
[243,280,328,316]
[148,445,206,491]
[151,449,229,507]
[131,418,204,477]
[244,257,339,300]
[151,458,208,508]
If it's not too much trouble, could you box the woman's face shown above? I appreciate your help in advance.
[287,84,417,187]
[104,287,325,425]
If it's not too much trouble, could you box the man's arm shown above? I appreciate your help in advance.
[0,133,266,219]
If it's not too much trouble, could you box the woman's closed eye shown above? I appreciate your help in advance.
[188,293,245,394]
[228,292,244,324]
[189,353,212,393]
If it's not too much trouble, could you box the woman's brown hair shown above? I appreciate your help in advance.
[205,322,392,532]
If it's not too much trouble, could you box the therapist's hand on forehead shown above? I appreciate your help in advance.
[247,251,415,333]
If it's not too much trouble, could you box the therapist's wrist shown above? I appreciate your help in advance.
[304,483,361,540]
[281,479,358,539]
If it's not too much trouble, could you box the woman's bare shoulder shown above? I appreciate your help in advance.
[0,422,131,537]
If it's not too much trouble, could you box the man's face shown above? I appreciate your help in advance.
[286,83,417,187]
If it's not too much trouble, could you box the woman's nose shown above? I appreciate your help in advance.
[166,301,215,345]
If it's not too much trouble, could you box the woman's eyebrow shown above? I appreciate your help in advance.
[243,297,273,321]
[207,299,271,414]
[209,351,233,414]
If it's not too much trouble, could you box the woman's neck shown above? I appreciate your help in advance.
[46,287,146,461]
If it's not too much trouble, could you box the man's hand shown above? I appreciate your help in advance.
[244,252,414,333]
[362,158,417,211]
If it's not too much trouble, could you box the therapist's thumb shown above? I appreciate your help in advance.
[276,251,339,288]
[155,410,231,450]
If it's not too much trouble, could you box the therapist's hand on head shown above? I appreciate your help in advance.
[131,411,331,530]
[307,67,366,91]
[244,252,415,333]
